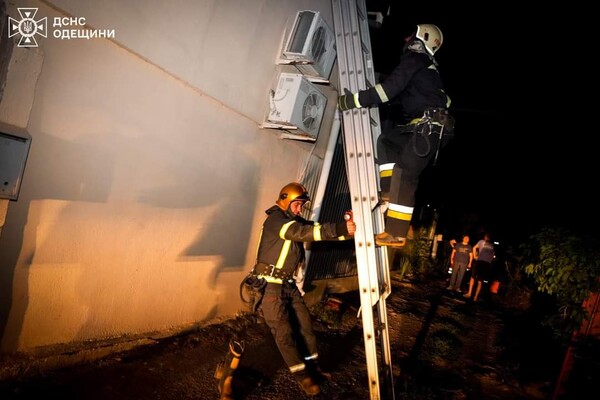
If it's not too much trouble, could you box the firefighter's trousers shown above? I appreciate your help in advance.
[261,280,318,377]
[377,121,447,239]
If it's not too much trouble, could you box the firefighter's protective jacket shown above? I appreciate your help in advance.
[358,51,449,123]
[253,206,351,282]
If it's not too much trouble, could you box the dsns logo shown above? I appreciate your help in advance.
[8,8,47,48]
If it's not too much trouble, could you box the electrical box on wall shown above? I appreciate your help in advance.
[263,72,327,141]
[0,121,32,201]
[278,10,336,82]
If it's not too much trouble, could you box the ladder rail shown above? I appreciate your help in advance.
[352,3,395,390]
[332,0,395,399]
[335,0,380,304]
[336,13,382,395]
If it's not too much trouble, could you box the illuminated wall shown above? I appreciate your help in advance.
[0,0,338,352]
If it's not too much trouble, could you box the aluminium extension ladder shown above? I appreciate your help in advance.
[332,0,395,399]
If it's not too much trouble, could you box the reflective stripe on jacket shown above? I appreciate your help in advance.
[254,206,350,282]
[357,51,449,122]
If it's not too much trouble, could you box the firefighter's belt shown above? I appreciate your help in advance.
[395,108,455,133]
[252,262,293,284]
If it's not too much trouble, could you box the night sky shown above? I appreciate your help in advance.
[364,1,591,245]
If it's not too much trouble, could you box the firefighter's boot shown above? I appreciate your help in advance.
[299,376,321,396]
[375,232,406,248]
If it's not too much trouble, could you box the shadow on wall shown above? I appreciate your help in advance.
[0,130,115,351]
[137,139,260,271]
[0,125,261,351]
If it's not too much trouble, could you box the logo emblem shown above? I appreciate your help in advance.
[8,8,47,48]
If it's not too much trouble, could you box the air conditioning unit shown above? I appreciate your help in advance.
[282,10,336,80]
[267,72,327,140]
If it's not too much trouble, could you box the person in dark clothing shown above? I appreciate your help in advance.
[338,24,454,247]
[447,234,473,293]
[250,182,356,396]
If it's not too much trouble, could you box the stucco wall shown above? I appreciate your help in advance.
[0,0,338,352]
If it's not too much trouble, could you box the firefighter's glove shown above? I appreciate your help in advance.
[338,88,361,111]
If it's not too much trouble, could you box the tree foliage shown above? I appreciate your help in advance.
[519,226,600,341]
[397,227,444,281]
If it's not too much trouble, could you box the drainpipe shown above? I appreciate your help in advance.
[310,111,341,220]
[297,111,341,295]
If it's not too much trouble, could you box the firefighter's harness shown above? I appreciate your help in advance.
[395,107,455,165]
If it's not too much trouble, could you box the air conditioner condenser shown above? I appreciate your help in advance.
[267,72,327,140]
[280,10,336,81]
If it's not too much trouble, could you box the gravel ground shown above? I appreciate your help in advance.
[0,270,571,399]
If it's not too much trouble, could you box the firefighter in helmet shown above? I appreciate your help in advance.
[338,23,454,248]
[251,182,356,396]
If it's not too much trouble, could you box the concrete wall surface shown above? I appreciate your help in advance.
[0,0,339,352]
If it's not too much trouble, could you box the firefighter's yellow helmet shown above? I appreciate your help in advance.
[276,182,310,211]
[415,24,443,56]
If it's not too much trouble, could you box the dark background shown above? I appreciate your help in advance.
[364,1,591,245]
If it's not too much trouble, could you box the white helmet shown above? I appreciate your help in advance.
[415,24,443,56]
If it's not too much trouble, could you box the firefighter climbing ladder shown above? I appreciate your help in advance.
[332,0,395,399]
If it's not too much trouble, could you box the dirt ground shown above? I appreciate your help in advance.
[0,270,574,399]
